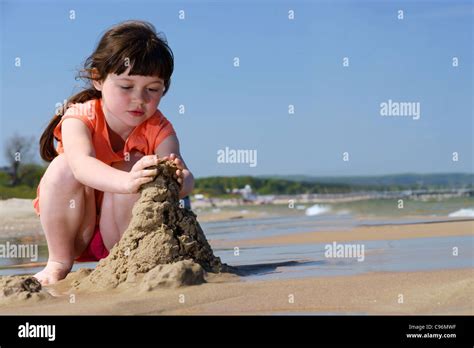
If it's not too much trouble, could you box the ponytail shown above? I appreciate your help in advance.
[39,88,101,162]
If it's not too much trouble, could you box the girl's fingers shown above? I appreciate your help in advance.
[132,168,156,180]
[174,158,184,169]
[138,176,154,185]
[162,153,176,161]
[142,168,158,177]
[159,153,184,168]
[135,155,158,170]
[134,154,184,177]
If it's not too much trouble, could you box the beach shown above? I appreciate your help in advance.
[0,198,473,315]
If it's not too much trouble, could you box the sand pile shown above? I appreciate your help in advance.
[75,160,230,292]
[0,276,52,303]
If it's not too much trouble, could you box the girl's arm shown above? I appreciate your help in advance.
[62,118,130,193]
[155,134,195,198]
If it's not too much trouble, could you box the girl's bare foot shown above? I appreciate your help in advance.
[33,260,72,285]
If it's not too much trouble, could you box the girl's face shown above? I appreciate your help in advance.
[93,67,165,129]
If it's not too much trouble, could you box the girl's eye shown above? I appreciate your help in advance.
[120,86,163,93]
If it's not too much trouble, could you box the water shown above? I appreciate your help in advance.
[202,213,356,241]
[202,212,471,243]
[1,196,472,279]
[213,236,473,281]
[203,196,474,219]
[2,215,471,281]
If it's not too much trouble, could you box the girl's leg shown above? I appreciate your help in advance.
[99,152,142,249]
[34,154,97,285]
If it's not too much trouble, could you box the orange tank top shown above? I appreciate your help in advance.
[32,98,176,221]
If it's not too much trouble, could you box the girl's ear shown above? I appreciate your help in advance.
[91,68,103,91]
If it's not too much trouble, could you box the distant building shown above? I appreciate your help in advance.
[232,184,257,202]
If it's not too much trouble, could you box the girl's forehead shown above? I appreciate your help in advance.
[110,72,164,84]
[109,66,163,83]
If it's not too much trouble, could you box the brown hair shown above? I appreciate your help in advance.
[39,20,174,162]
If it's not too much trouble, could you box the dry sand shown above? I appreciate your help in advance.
[0,268,471,315]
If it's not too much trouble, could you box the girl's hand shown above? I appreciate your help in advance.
[124,155,159,193]
[161,153,186,187]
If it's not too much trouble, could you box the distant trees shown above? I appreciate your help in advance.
[1,133,46,198]
[193,176,355,196]
[3,133,37,186]
[193,175,474,197]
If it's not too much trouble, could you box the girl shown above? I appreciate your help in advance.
[32,20,194,285]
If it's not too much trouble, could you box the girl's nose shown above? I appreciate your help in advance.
[132,89,148,103]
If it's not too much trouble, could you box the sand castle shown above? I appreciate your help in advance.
[74,160,231,291]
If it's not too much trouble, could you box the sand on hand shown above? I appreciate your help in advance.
[74,160,231,292]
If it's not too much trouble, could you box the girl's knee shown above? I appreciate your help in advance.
[113,191,140,207]
[43,154,78,187]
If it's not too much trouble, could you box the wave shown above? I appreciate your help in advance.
[305,204,331,216]
[448,208,474,218]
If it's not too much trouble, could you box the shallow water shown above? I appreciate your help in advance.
[0,214,472,281]
[203,213,356,241]
[203,213,471,242]
[213,235,473,281]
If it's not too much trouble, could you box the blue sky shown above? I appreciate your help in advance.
[1,0,472,178]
